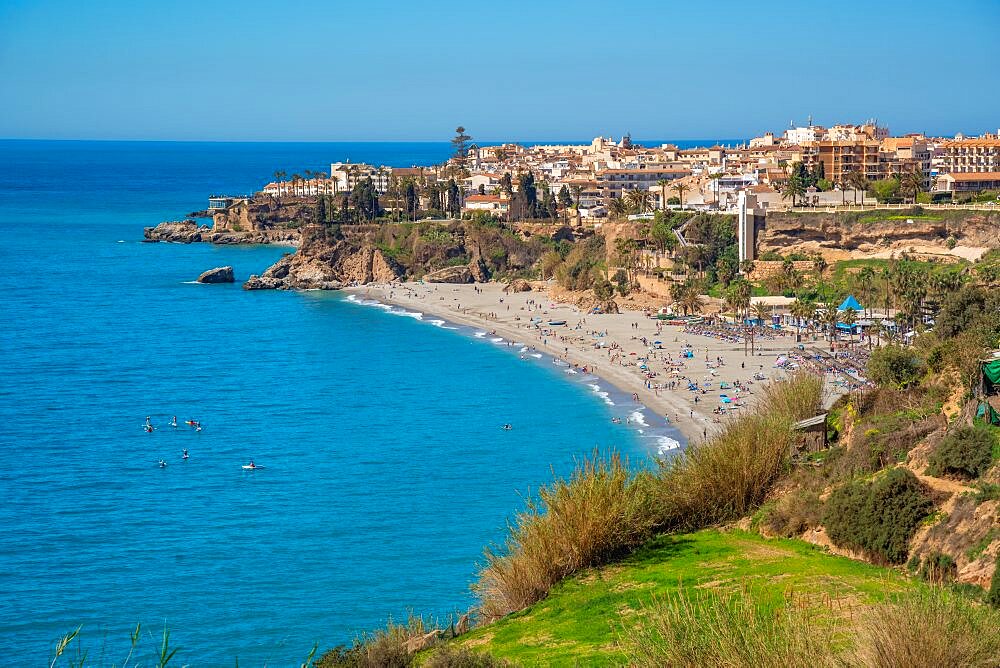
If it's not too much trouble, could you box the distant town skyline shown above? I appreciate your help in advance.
[1,0,998,141]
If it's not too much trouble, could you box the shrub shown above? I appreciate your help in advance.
[762,486,824,537]
[927,425,995,480]
[620,585,835,668]
[475,452,659,622]
[867,345,924,389]
[988,557,1000,609]
[823,468,933,564]
[848,589,1000,667]
[916,551,957,584]
[316,616,431,667]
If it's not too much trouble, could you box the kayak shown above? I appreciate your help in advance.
[242,465,265,470]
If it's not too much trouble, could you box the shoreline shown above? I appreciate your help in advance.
[342,282,812,444]
[341,290,686,457]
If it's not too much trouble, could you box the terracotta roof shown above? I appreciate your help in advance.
[465,194,507,203]
[942,138,1000,147]
[598,168,691,175]
[945,171,1000,181]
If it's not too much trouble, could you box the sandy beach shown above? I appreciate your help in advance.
[345,282,830,443]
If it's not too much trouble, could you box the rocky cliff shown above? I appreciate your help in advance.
[244,225,402,290]
[144,196,314,245]
[758,209,1000,255]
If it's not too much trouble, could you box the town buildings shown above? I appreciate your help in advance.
[255,121,1000,217]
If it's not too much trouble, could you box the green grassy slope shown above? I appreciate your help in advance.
[453,529,921,667]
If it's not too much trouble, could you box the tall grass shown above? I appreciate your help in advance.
[474,375,823,622]
[475,453,659,622]
[622,585,1000,668]
[847,589,1000,668]
[655,374,823,531]
[620,585,836,668]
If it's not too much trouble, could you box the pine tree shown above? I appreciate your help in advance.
[451,126,472,167]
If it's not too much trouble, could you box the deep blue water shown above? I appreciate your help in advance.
[0,140,684,665]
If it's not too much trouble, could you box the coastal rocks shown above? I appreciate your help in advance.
[424,265,473,283]
[243,275,282,290]
[144,220,210,243]
[506,278,532,293]
[243,232,400,290]
[338,243,401,284]
[196,266,235,283]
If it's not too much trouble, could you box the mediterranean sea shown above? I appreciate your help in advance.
[0,140,714,664]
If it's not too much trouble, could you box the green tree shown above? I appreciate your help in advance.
[608,197,628,220]
[451,126,472,169]
[868,344,924,388]
[512,172,538,220]
[313,195,327,224]
[446,179,461,217]
[672,182,689,209]
[558,185,573,208]
[870,177,902,203]
[626,188,652,214]
[349,178,381,221]
[782,168,806,207]
[612,268,630,296]
[900,168,925,204]
[847,170,869,205]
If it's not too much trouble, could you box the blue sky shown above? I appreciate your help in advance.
[1,0,998,141]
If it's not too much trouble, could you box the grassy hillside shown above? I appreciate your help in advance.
[450,529,919,666]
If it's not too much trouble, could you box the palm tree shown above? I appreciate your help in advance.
[608,197,628,220]
[900,168,924,204]
[672,182,689,209]
[841,306,858,349]
[782,173,806,207]
[822,302,840,350]
[656,179,670,210]
[790,297,811,342]
[626,189,652,214]
[571,184,583,209]
[679,289,703,316]
[847,170,869,205]
[857,266,876,318]
[726,279,752,322]
[739,259,755,277]
[752,301,770,325]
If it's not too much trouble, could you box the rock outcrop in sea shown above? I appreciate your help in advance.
[144,196,314,245]
[244,225,402,290]
[196,266,235,283]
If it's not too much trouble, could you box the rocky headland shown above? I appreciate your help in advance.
[143,196,315,245]
[243,226,403,290]
[242,219,565,291]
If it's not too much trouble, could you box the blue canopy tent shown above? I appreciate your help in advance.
[838,295,863,312]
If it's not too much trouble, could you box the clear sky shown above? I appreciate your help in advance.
[1,0,998,141]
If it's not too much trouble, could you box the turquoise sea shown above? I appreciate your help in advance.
[0,140,694,664]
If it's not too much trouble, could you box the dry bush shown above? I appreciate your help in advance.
[474,453,659,622]
[656,374,824,531]
[316,615,431,668]
[763,484,825,536]
[848,589,1000,668]
[423,646,513,667]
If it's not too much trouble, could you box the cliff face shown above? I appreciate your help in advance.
[244,225,402,290]
[759,209,1000,255]
[144,196,314,244]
